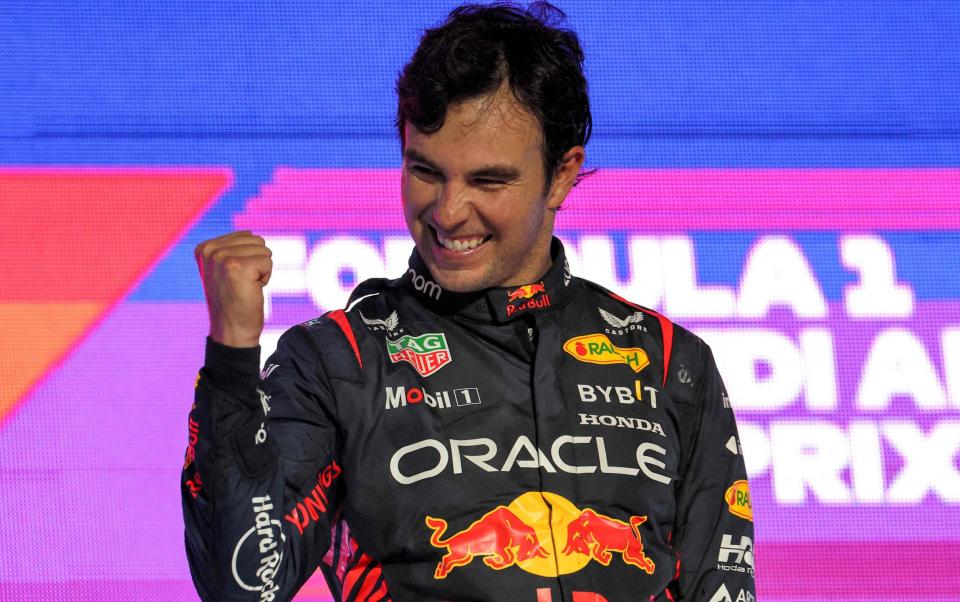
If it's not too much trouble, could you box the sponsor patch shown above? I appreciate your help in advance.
[576,381,660,408]
[717,533,754,575]
[359,310,401,334]
[505,282,550,317]
[577,413,666,437]
[386,332,452,377]
[563,334,650,373]
[183,416,199,470]
[425,492,653,579]
[284,460,342,536]
[257,388,272,416]
[598,307,647,335]
[408,267,442,300]
[385,386,481,410]
[232,495,285,601]
[185,471,203,499]
[390,434,671,486]
[725,480,753,521]
[709,583,755,602]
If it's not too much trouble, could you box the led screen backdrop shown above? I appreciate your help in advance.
[1,2,959,601]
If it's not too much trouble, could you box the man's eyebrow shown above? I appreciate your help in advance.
[404,149,521,181]
[467,165,521,181]
[403,149,438,169]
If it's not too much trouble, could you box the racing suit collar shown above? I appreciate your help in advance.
[402,237,575,323]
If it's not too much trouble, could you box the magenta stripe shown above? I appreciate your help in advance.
[0,580,335,601]
[234,168,960,231]
[1,541,957,601]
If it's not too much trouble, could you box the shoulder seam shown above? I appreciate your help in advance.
[326,309,363,370]
[604,291,674,389]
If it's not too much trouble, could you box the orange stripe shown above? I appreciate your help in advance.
[0,168,231,426]
[0,169,231,300]
[0,302,104,424]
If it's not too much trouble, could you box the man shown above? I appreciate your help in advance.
[183,3,755,601]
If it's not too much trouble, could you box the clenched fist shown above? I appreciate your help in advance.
[195,231,272,348]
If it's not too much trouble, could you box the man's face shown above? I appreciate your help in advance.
[401,87,583,293]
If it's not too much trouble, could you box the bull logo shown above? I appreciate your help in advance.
[425,492,655,579]
[425,506,548,579]
[505,282,551,317]
[562,509,655,573]
[506,282,546,302]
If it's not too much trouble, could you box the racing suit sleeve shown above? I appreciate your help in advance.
[673,342,755,600]
[181,327,344,601]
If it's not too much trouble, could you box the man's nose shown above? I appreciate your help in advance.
[431,181,471,231]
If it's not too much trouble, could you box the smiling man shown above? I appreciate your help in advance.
[400,82,582,293]
[183,3,755,601]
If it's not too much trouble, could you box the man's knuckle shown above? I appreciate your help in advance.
[222,256,242,271]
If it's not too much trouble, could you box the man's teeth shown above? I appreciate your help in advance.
[437,234,486,251]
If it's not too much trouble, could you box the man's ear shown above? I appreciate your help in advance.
[546,146,586,210]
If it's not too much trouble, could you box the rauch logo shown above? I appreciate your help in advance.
[563,334,649,374]
[725,480,753,521]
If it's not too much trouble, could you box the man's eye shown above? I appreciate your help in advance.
[475,178,505,187]
[411,165,434,174]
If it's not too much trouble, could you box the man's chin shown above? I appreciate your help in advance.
[428,265,494,294]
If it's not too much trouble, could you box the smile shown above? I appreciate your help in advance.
[434,229,491,252]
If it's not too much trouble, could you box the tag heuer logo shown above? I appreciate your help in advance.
[386,332,452,377]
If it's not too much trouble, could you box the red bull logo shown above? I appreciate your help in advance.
[561,509,655,573]
[425,492,655,579]
[426,506,548,579]
[505,282,551,317]
[507,282,547,302]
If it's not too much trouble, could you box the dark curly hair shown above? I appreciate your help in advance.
[395,1,592,188]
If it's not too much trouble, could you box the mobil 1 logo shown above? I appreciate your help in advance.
[385,385,482,411]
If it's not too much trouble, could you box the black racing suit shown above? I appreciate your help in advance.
[182,239,756,602]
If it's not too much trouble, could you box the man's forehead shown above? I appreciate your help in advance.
[410,84,540,137]
[404,89,542,165]
[453,86,539,134]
